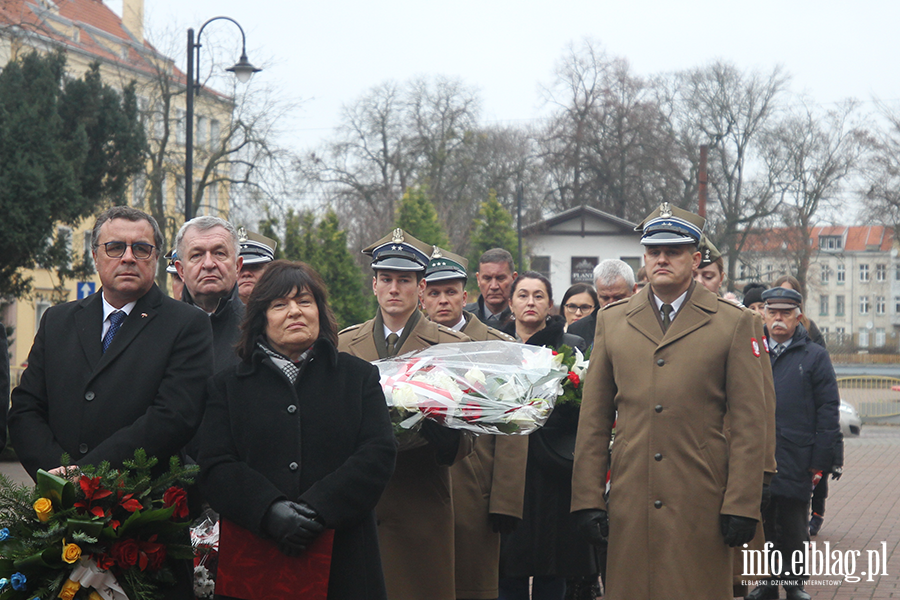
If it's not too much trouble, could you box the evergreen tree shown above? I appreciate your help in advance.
[468,190,519,267]
[0,51,145,297]
[395,185,448,248]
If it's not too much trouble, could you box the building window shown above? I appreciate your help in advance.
[877,296,886,315]
[895,296,900,314]
[819,295,828,316]
[819,235,843,250]
[836,327,846,345]
[859,328,869,348]
[860,296,869,315]
[132,173,145,209]
[34,298,51,334]
[197,116,207,148]
[877,264,887,282]
[207,183,219,217]
[175,109,186,145]
[82,231,94,274]
[530,256,550,280]
[820,264,829,283]
[895,264,900,281]
[876,328,886,347]
[57,226,73,270]
[210,119,220,150]
[860,264,870,282]
[175,176,185,215]
[837,264,845,283]
[836,295,845,316]
[766,264,773,281]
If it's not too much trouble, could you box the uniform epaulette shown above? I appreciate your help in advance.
[338,323,363,336]
[716,296,745,312]
[436,324,469,340]
[602,297,629,310]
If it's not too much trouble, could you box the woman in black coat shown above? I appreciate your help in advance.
[197,261,397,600]
[499,272,598,600]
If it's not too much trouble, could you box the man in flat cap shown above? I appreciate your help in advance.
[420,247,527,600]
[338,229,472,600]
[237,227,277,304]
[164,249,185,301]
[571,202,767,600]
[745,288,840,600]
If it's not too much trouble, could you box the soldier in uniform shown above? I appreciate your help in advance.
[338,229,472,600]
[164,249,184,301]
[236,228,277,304]
[571,204,767,600]
[420,247,528,600]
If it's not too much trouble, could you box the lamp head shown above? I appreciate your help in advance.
[226,53,261,83]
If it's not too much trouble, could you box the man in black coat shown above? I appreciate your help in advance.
[9,206,214,480]
[175,216,244,372]
[746,287,840,600]
[464,248,517,329]
[568,258,638,344]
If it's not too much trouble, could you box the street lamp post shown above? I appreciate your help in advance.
[184,16,260,222]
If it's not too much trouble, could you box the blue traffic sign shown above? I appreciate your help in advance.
[77,282,96,299]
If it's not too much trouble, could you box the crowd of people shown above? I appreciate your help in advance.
[3,202,844,600]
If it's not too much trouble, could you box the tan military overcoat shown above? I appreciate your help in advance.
[338,313,470,600]
[451,312,528,599]
[572,283,767,600]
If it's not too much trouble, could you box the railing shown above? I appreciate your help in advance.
[836,376,900,420]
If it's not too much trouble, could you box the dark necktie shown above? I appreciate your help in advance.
[773,343,784,358]
[102,310,126,354]
[661,304,674,333]
[386,333,400,357]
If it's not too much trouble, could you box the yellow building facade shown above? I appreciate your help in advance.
[0,0,233,373]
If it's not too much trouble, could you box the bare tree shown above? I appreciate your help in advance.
[860,99,900,229]
[667,61,790,290]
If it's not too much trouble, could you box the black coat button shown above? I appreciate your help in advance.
[79,443,88,454]
[655,405,663,413]
[289,462,299,471]
[654,500,662,509]
[655,453,662,461]
[657,359,665,366]
[287,405,297,414]
[84,391,95,401]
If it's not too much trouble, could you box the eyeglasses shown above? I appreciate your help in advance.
[565,303,595,313]
[99,242,157,260]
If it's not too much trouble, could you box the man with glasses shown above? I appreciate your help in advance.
[568,259,638,344]
[175,216,244,371]
[10,205,214,480]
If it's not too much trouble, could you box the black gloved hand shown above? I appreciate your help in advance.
[489,513,520,535]
[573,509,609,545]
[421,419,462,465]
[262,500,325,556]
[831,467,842,481]
[760,483,771,512]
[291,502,325,545]
[720,514,757,547]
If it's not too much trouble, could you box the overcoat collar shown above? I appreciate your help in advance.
[624,281,717,350]
[235,337,339,377]
[75,284,163,381]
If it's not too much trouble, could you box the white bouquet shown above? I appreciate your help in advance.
[375,341,567,437]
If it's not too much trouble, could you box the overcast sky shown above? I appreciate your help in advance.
[99,0,900,156]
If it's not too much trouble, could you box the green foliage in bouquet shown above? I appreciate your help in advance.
[554,345,591,406]
[0,449,198,600]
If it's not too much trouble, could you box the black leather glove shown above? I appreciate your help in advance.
[489,513,519,534]
[421,419,462,465]
[573,509,609,545]
[720,514,757,547]
[760,483,771,512]
[292,502,325,544]
[831,467,842,480]
[262,500,325,556]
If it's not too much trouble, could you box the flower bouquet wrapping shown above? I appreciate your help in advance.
[555,344,591,406]
[375,341,568,441]
[0,450,197,600]
[189,509,218,600]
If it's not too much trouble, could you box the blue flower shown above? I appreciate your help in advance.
[10,572,26,591]
[0,527,10,541]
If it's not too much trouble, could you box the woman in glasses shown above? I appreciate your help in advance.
[559,284,599,330]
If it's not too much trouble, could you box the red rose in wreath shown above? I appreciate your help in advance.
[111,538,140,569]
[163,486,189,519]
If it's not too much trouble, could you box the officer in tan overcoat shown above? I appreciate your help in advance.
[420,248,528,600]
[571,204,768,600]
[338,229,472,600]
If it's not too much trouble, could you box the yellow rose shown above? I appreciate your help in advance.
[62,542,82,564]
[33,497,53,522]
[58,579,80,600]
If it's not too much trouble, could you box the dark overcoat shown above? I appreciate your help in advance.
[338,312,471,600]
[498,316,599,578]
[451,312,528,599]
[9,284,214,479]
[767,324,841,501]
[572,283,767,600]
[197,338,397,600]
[183,284,244,372]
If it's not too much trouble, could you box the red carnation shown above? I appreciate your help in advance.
[567,371,580,388]
[111,538,140,569]
[163,486,189,519]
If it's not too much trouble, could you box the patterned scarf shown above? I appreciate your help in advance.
[257,341,311,384]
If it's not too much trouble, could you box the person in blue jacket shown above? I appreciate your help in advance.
[746,287,841,600]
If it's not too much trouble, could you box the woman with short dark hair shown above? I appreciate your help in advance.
[198,260,397,600]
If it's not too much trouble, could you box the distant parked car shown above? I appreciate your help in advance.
[840,399,862,436]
